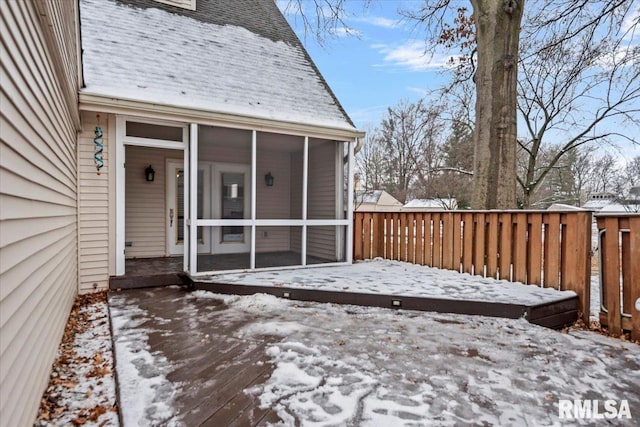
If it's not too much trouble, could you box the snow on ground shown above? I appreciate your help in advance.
[36,293,118,426]
[590,275,601,320]
[204,259,576,306]
[186,290,640,426]
[109,299,181,426]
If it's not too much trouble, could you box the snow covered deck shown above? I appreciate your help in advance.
[108,287,640,425]
[191,259,579,329]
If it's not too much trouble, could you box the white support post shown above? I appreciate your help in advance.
[189,123,199,273]
[346,138,355,263]
[250,130,257,270]
[301,136,309,266]
[183,132,190,273]
[115,116,126,276]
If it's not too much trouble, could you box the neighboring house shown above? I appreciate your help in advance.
[581,192,638,212]
[582,192,618,210]
[1,1,362,425]
[403,198,459,211]
[354,190,403,212]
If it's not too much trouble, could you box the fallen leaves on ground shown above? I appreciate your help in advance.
[565,317,639,345]
[35,292,118,426]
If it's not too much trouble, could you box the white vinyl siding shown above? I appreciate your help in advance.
[290,151,303,252]
[307,140,338,260]
[125,146,180,258]
[77,111,112,291]
[256,149,291,252]
[287,141,339,260]
[0,1,80,426]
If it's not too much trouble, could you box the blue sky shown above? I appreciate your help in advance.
[278,1,640,161]
[278,0,456,129]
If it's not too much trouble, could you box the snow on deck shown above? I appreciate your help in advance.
[108,287,640,426]
[201,259,575,306]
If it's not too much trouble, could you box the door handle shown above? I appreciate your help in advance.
[170,208,174,227]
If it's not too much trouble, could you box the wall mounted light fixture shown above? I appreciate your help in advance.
[145,165,155,182]
[265,171,274,187]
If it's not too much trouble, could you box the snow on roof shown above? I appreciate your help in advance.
[355,190,382,204]
[582,199,612,209]
[79,0,356,131]
[403,198,457,209]
[547,203,585,211]
[599,202,639,212]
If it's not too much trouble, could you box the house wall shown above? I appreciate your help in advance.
[290,140,340,260]
[77,111,113,292]
[256,148,291,252]
[122,140,292,258]
[125,146,181,258]
[0,2,80,426]
[307,140,339,261]
[290,151,303,253]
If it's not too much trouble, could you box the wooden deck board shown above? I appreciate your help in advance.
[110,288,283,426]
[110,278,580,426]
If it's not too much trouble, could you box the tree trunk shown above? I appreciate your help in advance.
[470,0,524,209]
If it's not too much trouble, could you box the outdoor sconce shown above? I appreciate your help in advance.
[145,165,155,182]
[265,171,274,187]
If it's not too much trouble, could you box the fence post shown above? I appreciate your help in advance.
[373,213,385,258]
[486,212,499,279]
[473,212,486,277]
[629,216,640,340]
[498,213,512,280]
[354,212,363,260]
[563,212,592,324]
[544,212,561,289]
[601,216,621,334]
[513,213,528,283]
[442,212,454,270]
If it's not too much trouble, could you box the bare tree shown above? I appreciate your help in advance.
[282,0,639,209]
[378,99,442,202]
[355,126,386,191]
[516,9,640,207]
[518,144,593,207]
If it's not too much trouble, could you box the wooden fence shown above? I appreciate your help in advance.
[354,211,592,322]
[596,214,640,340]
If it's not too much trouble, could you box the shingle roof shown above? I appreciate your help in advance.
[355,190,384,204]
[79,0,356,131]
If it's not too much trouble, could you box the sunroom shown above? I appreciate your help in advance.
[116,116,357,277]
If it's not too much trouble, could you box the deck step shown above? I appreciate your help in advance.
[190,279,579,330]
[109,273,188,290]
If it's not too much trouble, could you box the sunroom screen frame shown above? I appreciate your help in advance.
[188,128,356,276]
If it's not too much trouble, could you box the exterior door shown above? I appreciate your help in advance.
[167,160,210,255]
[212,163,251,254]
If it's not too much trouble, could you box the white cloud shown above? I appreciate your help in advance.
[329,27,362,38]
[348,105,388,127]
[407,86,430,97]
[351,15,401,29]
[372,41,455,71]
